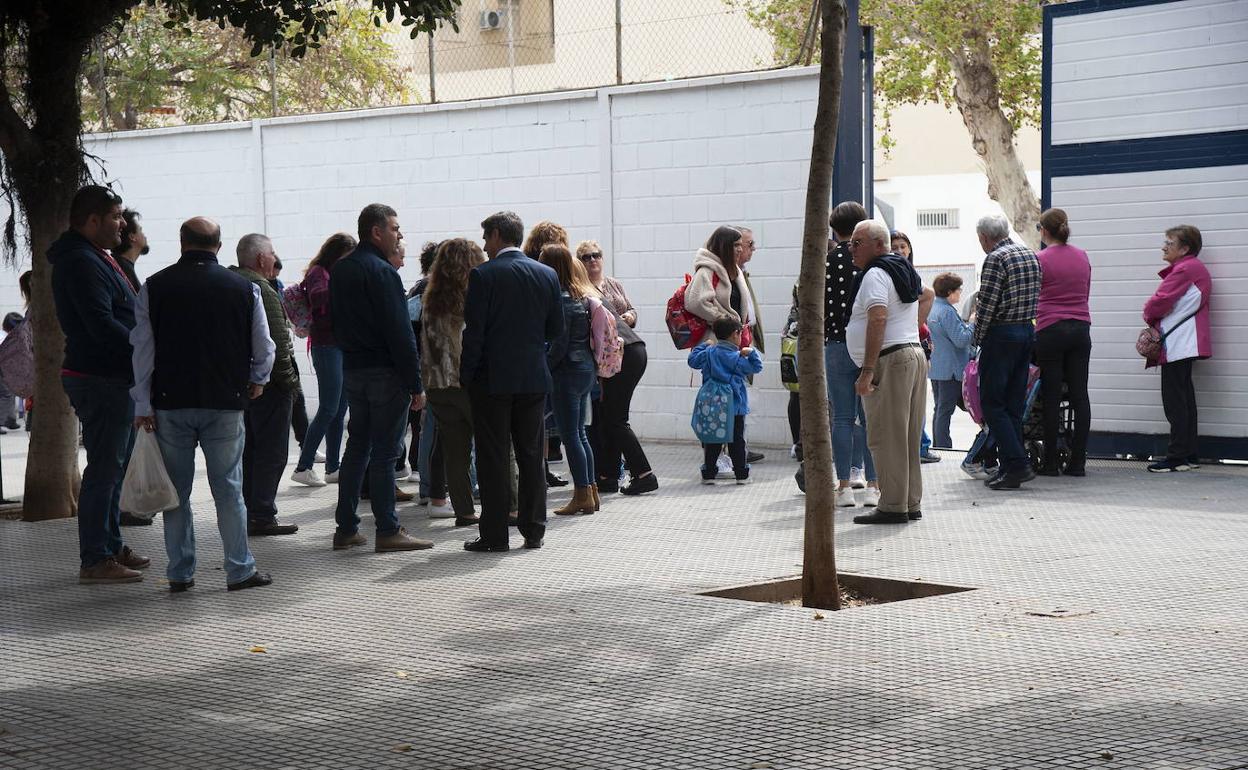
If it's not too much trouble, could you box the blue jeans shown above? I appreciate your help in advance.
[931,379,961,449]
[978,323,1035,474]
[296,345,348,473]
[153,409,257,585]
[62,376,135,568]
[551,363,596,487]
[335,368,409,536]
[920,425,932,456]
[823,341,875,481]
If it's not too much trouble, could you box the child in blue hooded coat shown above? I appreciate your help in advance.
[688,316,764,483]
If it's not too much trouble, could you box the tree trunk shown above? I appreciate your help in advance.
[948,33,1041,250]
[799,0,847,611]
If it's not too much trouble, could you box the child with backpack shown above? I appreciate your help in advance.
[688,317,763,484]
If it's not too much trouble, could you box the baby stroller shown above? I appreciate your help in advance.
[961,361,1044,477]
[1022,383,1075,473]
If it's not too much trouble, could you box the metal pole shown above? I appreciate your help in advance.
[863,25,875,215]
[268,49,277,116]
[615,0,623,84]
[507,0,516,95]
[427,32,437,103]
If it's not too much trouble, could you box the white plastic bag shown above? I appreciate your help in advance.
[119,430,180,517]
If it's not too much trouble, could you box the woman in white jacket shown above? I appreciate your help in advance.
[685,225,754,345]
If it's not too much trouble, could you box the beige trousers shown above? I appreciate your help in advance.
[862,346,928,513]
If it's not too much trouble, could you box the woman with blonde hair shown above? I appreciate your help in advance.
[523,220,569,260]
[539,244,612,515]
[421,238,487,526]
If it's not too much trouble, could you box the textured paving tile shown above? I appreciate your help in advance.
[2,442,1247,769]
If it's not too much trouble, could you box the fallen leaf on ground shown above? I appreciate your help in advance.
[1098,751,1114,760]
[395,671,409,679]
[248,645,267,654]
[813,612,825,620]
[393,743,413,752]
[750,763,773,769]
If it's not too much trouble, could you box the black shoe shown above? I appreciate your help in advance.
[746,450,765,463]
[1186,456,1202,469]
[546,471,568,488]
[2,420,17,430]
[620,474,658,496]
[986,468,1035,490]
[794,463,806,493]
[119,511,153,527]
[169,579,195,593]
[248,519,299,536]
[227,571,273,591]
[908,510,922,521]
[523,536,543,549]
[1062,466,1086,477]
[597,477,619,494]
[853,509,909,525]
[464,537,509,552]
[1037,466,1061,477]
[507,514,519,527]
[454,515,480,527]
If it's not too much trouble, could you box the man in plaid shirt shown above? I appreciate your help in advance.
[973,214,1042,490]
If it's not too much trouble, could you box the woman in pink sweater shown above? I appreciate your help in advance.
[1034,208,1091,476]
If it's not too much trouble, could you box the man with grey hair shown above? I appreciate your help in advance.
[230,234,300,535]
[972,213,1042,490]
[846,219,932,524]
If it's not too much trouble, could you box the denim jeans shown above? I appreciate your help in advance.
[920,425,932,456]
[334,367,409,537]
[296,345,348,474]
[153,409,257,585]
[551,362,597,487]
[931,379,961,449]
[978,323,1035,474]
[823,341,875,481]
[62,376,135,568]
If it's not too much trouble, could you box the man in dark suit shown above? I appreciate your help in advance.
[461,211,563,551]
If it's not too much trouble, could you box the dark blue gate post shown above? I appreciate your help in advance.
[831,0,873,213]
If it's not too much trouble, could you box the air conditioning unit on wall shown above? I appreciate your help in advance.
[479,9,509,31]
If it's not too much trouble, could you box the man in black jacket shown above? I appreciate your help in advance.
[50,185,150,584]
[329,204,431,553]
[460,211,564,552]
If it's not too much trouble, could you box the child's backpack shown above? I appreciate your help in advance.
[666,273,716,350]
[280,281,313,339]
[962,359,1041,426]
[587,298,624,378]
[780,335,799,393]
[691,378,734,444]
[0,316,34,398]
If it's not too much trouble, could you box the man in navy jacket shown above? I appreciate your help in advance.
[329,203,432,553]
[50,185,150,584]
[461,211,563,551]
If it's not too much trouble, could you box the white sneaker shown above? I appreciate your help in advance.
[291,468,326,487]
[960,462,984,480]
[862,486,880,507]
[396,463,410,479]
[315,451,327,463]
[325,471,340,484]
[835,487,857,507]
[849,467,866,489]
[427,502,455,519]
[405,470,421,483]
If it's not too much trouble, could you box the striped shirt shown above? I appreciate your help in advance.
[973,238,1042,347]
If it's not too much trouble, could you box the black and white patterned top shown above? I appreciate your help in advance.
[824,239,860,342]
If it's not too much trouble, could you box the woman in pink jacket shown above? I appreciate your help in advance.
[1143,224,1213,473]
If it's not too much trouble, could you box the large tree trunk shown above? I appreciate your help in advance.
[799,0,847,611]
[0,4,130,520]
[948,33,1041,250]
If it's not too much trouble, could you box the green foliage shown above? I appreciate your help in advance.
[727,0,1046,150]
[83,3,418,130]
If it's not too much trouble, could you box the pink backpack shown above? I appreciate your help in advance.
[0,316,34,398]
[280,282,313,339]
[587,297,624,378]
[962,359,1041,426]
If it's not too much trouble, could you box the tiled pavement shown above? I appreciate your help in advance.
[2,439,1247,769]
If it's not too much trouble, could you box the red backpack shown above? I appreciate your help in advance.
[666,273,717,350]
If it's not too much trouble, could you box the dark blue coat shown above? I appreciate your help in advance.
[460,248,563,394]
[330,241,422,393]
[49,229,137,383]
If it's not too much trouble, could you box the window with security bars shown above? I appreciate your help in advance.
[916,209,960,230]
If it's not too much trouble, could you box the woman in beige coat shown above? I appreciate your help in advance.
[686,225,755,345]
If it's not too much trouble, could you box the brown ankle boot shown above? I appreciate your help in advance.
[554,486,595,516]
[590,483,601,511]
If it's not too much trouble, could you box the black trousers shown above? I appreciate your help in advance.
[290,357,309,446]
[594,341,652,480]
[1034,319,1091,469]
[243,385,294,524]
[1161,358,1198,461]
[470,389,546,544]
[703,415,747,480]
[787,391,801,446]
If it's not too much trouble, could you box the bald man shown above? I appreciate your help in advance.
[130,217,275,593]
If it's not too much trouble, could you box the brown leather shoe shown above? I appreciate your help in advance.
[375,527,433,552]
[79,558,143,584]
[332,531,367,550]
[394,486,415,502]
[115,545,150,570]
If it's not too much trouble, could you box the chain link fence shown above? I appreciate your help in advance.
[400,0,783,104]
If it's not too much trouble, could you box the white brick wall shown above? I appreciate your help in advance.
[5,68,828,447]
